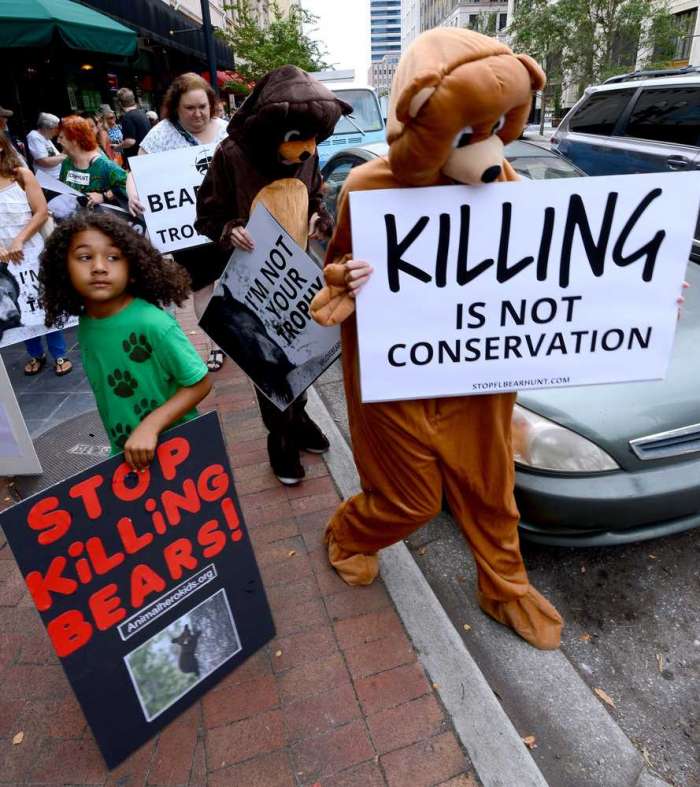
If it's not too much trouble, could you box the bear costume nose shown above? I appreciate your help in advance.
[481,165,501,183]
[299,150,311,161]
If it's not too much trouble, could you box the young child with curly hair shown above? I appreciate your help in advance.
[39,212,211,470]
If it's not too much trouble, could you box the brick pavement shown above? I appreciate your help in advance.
[0,305,478,786]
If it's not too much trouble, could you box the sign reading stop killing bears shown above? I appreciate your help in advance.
[199,203,341,410]
[350,171,698,403]
[0,413,274,769]
[129,144,216,253]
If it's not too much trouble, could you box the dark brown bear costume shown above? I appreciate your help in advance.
[195,65,351,485]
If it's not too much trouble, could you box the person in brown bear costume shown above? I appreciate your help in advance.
[196,65,351,486]
[310,28,563,649]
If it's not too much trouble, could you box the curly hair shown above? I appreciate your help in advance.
[161,73,216,122]
[59,115,97,152]
[39,212,192,327]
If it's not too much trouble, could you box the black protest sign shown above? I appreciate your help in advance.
[0,412,274,769]
[199,203,341,411]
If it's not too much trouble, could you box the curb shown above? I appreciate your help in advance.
[306,386,672,787]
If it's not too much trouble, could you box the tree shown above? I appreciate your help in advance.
[510,0,681,97]
[218,1,330,86]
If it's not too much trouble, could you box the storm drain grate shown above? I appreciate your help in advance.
[15,410,109,499]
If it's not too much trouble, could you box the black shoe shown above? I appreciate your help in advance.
[294,414,330,454]
[267,434,305,486]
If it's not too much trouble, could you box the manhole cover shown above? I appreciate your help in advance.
[15,410,109,499]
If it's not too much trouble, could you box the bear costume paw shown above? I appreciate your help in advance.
[478,586,563,650]
[324,526,379,586]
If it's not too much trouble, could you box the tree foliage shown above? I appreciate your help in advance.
[510,0,681,96]
[218,1,330,85]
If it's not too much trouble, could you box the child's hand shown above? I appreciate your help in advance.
[345,259,373,298]
[124,422,160,471]
[7,238,24,263]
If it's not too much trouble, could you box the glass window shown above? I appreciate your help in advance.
[322,158,360,219]
[624,86,700,146]
[332,89,384,134]
[508,155,582,180]
[568,89,635,135]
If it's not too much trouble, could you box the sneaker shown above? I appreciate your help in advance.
[294,414,330,454]
[267,434,305,485]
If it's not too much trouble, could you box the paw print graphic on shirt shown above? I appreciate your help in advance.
[122,332,153,362]
[134,397,159,420]
[110,423,132,449]
[108,369,138,398]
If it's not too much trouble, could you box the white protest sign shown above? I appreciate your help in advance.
[129,145,216,253]
[351,171,698,403]
[0,241,77,349]
[0,357,41,475]
[199,203,341,410]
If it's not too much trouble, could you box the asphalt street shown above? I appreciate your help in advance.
[314,360,700,787]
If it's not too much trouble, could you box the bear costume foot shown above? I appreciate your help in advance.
[478,586,563,650]
[324,526,379,586]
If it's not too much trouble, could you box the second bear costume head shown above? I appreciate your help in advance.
[387,28,545,186]
[228,65,352,170]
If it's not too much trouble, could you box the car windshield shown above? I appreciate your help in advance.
[508,155,582,179]
[332,89,383,134]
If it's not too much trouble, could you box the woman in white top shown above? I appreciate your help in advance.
[0,133,71,376]
[26,112,66,181]
[127,72,229,371]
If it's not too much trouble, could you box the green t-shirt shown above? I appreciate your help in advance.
[78,298,208,453]
[60,154,127,195]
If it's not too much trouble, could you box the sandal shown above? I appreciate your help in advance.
[24,355,47,376]
[206,349,225,372]
[54,357,73,377]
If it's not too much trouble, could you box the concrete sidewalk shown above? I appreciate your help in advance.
[0,304,479,786]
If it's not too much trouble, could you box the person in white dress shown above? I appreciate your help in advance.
[127,72,229,372]
[0,133,71,375]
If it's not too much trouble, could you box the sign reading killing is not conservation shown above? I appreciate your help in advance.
[199,203,341,411]
[0,413,274,769]
[129,144,216,253]
[351,171,698,403]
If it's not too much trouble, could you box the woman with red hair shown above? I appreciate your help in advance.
[58,115,127,207]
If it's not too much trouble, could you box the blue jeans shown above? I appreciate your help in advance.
[25,330,67,361]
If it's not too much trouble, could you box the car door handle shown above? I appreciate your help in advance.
[667,155,690,170]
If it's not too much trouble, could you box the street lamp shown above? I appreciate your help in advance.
[167,0,219,96]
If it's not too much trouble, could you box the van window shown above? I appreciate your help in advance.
[568,90,635,135]
[332,89,383,134]
[623,86,700,147]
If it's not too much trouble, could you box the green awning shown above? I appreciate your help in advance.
[0,0,136,56]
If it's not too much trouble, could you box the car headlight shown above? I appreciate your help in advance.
[512,404,619,473]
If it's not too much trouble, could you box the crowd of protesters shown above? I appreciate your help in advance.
[0,77,232,387]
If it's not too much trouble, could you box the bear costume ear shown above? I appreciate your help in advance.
[516,54,546,91]
[394,70,442,123]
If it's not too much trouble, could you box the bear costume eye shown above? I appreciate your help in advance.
[452,126,474,148]
[492,115,506,134]
[283,129,301,142]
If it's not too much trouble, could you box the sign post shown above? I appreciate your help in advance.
[350,172,698,403]
[0,412,274,769]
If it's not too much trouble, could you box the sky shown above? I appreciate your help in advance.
[300,0,371,82]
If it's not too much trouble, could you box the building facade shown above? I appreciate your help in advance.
[401,0,421,50]
[371,0,402,62]
[368,54,400,96]
[669,0,700,65]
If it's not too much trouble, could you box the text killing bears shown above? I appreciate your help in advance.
[21,436,244,658]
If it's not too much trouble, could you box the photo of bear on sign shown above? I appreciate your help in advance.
[0,413,274,769]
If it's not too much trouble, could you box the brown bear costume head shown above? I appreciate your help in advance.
[227,65,352,171]
[386,28,545,187]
